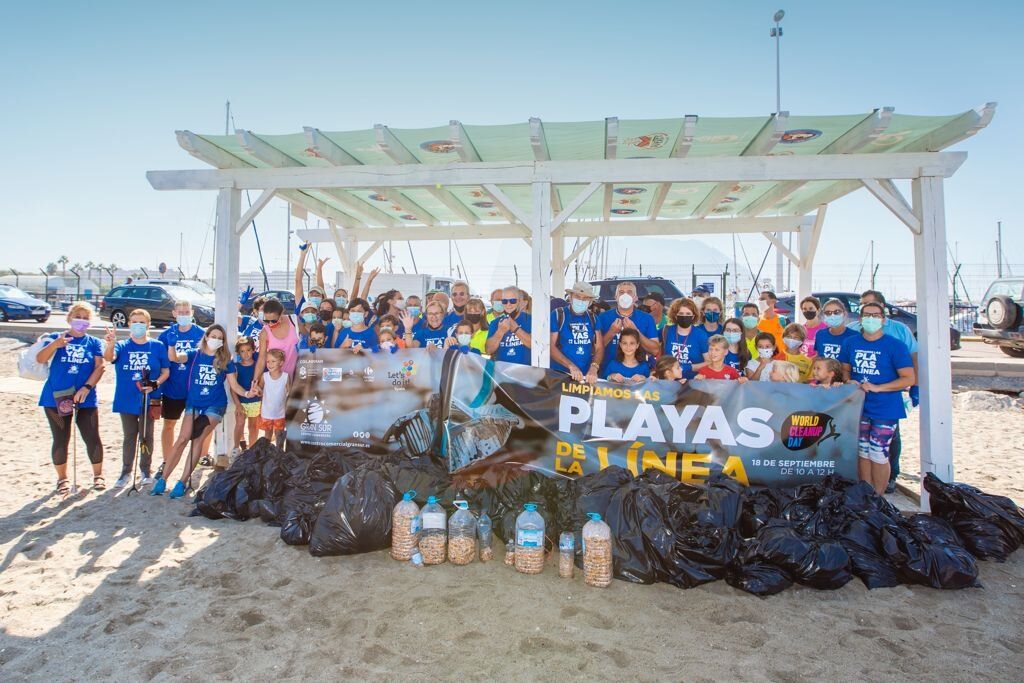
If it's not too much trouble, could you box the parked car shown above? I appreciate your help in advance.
[775,292,961,350]
[0,284,51,322]
[590,277,685,307]
[239,290,297,316]
[137,278,216,299]
[973,278,1024,358]
[100,283,215,328]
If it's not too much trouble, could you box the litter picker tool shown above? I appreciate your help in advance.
[128,369,156,496]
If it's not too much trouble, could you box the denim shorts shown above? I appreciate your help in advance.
[184,404,227,421]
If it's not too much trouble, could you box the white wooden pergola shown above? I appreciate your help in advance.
[147,106,995,506]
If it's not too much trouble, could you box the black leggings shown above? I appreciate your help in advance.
[120,412,155,476]
[44,407,103,467]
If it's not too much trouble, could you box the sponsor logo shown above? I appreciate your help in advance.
[363,366,375,383]
[780,129,822,144]
[624,133,668,150]
[300,396,332,435]
[780,412,839,451]
[322,367,345,382]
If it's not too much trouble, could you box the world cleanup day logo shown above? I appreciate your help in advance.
[780,411,839,451]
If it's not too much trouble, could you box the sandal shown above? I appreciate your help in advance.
[93,476,106,491]
[56,479,70,496]
[198,455,214,467]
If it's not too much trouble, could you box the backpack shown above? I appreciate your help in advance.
[18,334,54,381]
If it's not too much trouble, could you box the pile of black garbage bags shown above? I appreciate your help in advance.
[193,439,1024,596]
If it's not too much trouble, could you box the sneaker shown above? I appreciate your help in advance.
[168,481,186,499]
[885,481,897,494]
[150,478,167,496]
[141,473,155,486]
[114,474,131,489]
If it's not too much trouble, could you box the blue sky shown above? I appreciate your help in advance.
[2,0,1019,298]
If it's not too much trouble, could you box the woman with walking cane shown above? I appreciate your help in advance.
[104,310,168,489]
[37,301,106,495]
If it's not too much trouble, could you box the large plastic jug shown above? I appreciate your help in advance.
[391,490,421,561]
[419,495,447,565]
[448,500,477,565]
[583,512,612,587]
[514,503,545,574]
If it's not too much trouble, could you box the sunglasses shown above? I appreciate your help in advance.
[264,318,280,325]
[501,298,518,304]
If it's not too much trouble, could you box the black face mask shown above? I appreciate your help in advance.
[319,310,333,322]
[465,313,482,324]
[802,309,818,321]
[676,315,694,328]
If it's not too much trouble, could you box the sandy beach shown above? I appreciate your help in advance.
[1,341,1022,681]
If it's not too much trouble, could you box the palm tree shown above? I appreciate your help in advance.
[85,261,96,280]
[57,255,69,276]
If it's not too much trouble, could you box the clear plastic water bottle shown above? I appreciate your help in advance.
[448,500,477,565]
[583,512,612,588]
[514,502,545,575]
[558,531,575,578]
[419,495,447,565]
[478,511,493,562]
[391,490,421,561]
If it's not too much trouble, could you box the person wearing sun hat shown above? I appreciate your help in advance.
[550,282,604,383]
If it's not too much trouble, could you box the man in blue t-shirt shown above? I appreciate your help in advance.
[597,281,660,373]
[551,282,604,383]
[838,301,915,495]
[847,290,919,492]
[157,300,206,464]
[814,297,859,360]
[486,286,533,365]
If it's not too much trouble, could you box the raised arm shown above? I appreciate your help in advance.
[103,328,117,362]
[315,256,329,292]
[294,242,311,303]
[360,266,380,300]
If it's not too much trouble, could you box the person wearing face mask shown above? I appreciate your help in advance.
[488,288,504,322]
[739,302,762,358]
[847,289,919,494]
[157,300,206,466]
[699,296,725,336]
[445,320,483,355]
[401,295,424,335]
[721,317,752,374]
[377,329,399,353]
[757,291,786,351]
[798,296,826,357]
[661,298,708,379]
[462,297,490,354]
[156,324,243,499]
[36,301,107,494]
[814,298,858,360]
[375,314,405,348]
[485,286,533,364]
[329,308,348,346]
[551,282,603,384]
[337,298,379,353]
[103,309,169,488]
[839,301,916,495]
[744,332,783,382]
[241,295,267,340]
[318,298,337,341]
[781,323,812,382]
[292,241,326,316]
[410,301,449,349]
[443,281,471,330]
[253,298,299,384]
[297,301,319,339]
[641,293,668,331]
[597,282,660,374]
[373,289,405,321]
[298,321,329,352]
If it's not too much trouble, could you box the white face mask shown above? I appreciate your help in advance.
[783,337,802,350]
[758,348,774,359]
[692,296,706,310]
[381,341,395,351]
[206,338,224,351]
[617,293,634,309]
[457,333,472,346]
[393,299,406,310]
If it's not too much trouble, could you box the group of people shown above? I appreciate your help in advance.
[35,240,916,500]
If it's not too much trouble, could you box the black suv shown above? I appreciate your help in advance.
[775,292,961,350]
[100,283,215,328]
[973,278,1024,358]
[239,289,296,316]
[590,277,685,307]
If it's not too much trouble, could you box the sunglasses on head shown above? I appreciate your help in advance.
[501,298,518,304]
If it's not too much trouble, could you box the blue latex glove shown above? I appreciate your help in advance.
[299,242,309,251]
[239,285,254,306]
[909,385,920,407]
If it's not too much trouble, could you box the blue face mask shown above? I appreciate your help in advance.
[491,300,503,314]
[301,313,317,324]
[176,315,192,327]
[724,331,742,344]
[861,317,884,334]
[742,315,759,330]
[704,310,721,323]
[408,306,421,318]
[334,297,348,308]
[349,311,365,326]
[342,319,353,328]
[823,313,844,328]
[130,322,147,338]
[571,298,588,315]
[308,296,323,308]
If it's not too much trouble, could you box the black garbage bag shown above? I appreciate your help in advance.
[275,449,366,545]
[308,468,399,556]
[281,504,318,545]
[726,558,793,596]
[670,523,739,586]
[193,438,286,520]
[924,473,1024,561]
[380,453,453,506]
[740,487,786,538]
[879,520,980,589]
[744,524,853,590]
[840,516,902,589]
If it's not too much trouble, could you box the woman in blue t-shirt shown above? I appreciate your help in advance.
[661,298,708,379]
[154,324,241,499]
[103,309,170,489]
[36,302,107,494]
[336,297,379,352]
[838,302,916,495]
[410,301,449,350]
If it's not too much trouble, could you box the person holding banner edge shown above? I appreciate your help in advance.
[550,282,604,383]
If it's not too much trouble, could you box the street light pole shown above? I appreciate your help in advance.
[771,10,785,114]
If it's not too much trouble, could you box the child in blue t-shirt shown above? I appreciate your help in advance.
[233,336,260,450]
[601,329,647,384]
[838,302,915,495]
[445,320,482,355]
